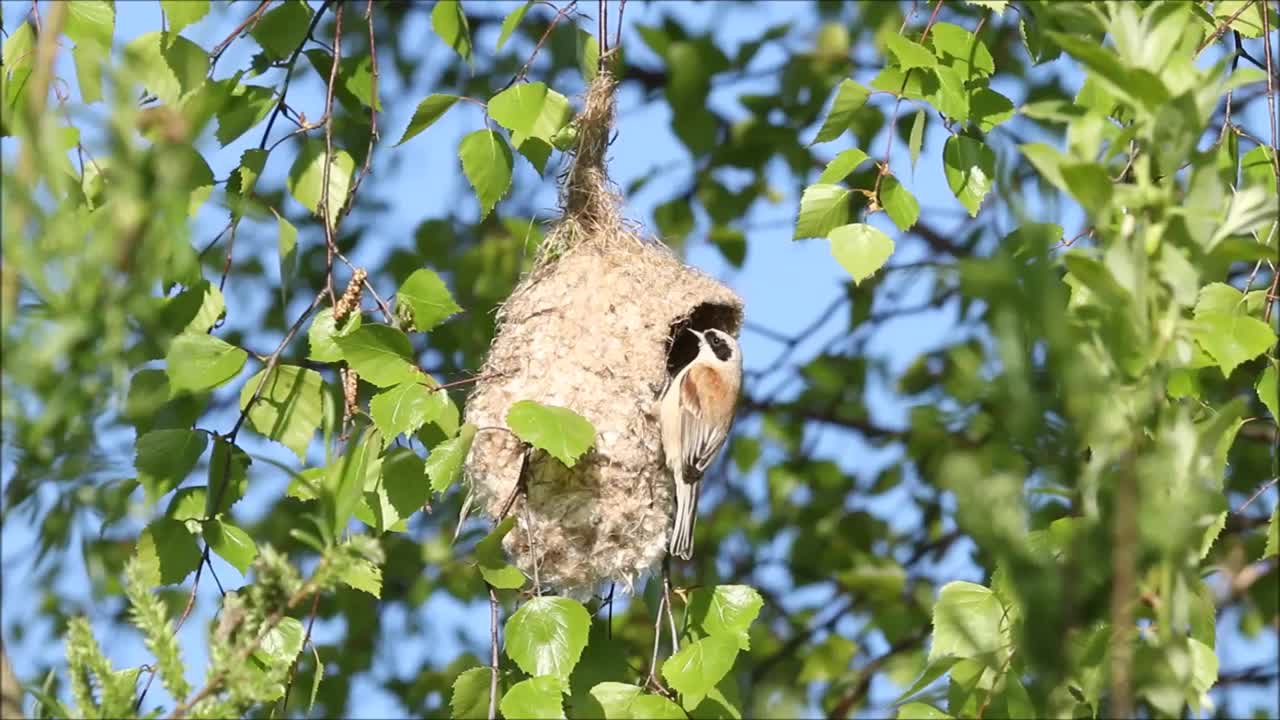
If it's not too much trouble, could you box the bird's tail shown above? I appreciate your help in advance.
[669,472,699,560]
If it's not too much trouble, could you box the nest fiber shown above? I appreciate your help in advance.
[462,71,743,599]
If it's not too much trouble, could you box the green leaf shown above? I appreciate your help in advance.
[451,667,494,719]
[287,142,355,230]
[65,0,115,48]
[426,423,477,493]
[879,176,919,231]
[166,487,208,522]
[497,1,533,50]
[308,307,362,363]
[123,32,208,106]
[812,79,871,144]
[227,148,268,220]
[489,82,573,146]
[908,109,926,170]
[369,381,447,441]
[587,683,686,719]
[164,280,226,334]
[505,596,592,682]
[1211,185,1276,248]
[459,129,514,219]
[798,635,858,683]
[970,88,1015,132]
[1257,363,1279,422]
[431,0,472,61]
[251,0,313,60]
[928,22,994,78]
[377,447,430,530]
[942,136,995,216]
[1060,162,1111,215]
[204,519,257,574]
[897,702,953,719]
[138,518,201,585]
[500,676,565,720]
[794,184,852,240]
[1191,283,1276,378]
[578,27,601,82]
[276,211,298,305]
[929,65,969,122]
[396,268,462,332]
[326,428,380,536]
[335,324,420,387]
[136,429,209,502]
[396,94,460,146]
[161,0,209,34]
[894,656,960,705]
[929,581,1007,665]
[709,226,747,268]
[687,585,763,650]
[817,148,870,184]
[239,365,325,460]
[506,400,596,467]
[884,34,937,69]
[206,438,250,516]
[341,556,383,597]
[71,41,107,105]
[830,223,895,286]
[255,617,304,667]
[215,82,276,146]
[1213,0,1277,38]
[165,333,247,394]
[661,635,739,708]
[475,517,526,589]
[1020,142,1069,193]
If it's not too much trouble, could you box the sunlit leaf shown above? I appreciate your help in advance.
[829,223,895,285]
[506,400,596,467]
[505,596,591,683]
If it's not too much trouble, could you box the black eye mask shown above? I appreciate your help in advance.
[706,332,733,362]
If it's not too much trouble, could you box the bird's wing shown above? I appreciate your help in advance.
[680,365,733,475]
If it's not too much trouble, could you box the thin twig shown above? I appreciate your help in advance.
[614,0,625,51]
[348,0,380,200]
[1236,476,1280,515]
[505,1,578,90]
[1261,0,1279,324]
[662,557,679,653]
[318,2,346,307]
[260,1,332,152]
[645,591,667,693]
[208,0,271,70]
[1195,0,1257,56]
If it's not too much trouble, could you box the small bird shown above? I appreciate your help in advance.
[660,327,742,560]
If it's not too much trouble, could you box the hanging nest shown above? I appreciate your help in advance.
[461,70,744,600]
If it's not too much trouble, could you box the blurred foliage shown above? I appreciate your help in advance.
[2,0,1278,718]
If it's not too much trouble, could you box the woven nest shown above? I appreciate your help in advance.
[461,70,744,599]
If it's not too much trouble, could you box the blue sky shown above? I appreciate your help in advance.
[2,1,1276,717]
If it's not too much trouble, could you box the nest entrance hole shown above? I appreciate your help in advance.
[665,302,741,375]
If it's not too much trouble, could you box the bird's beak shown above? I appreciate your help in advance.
[687,328,705,342]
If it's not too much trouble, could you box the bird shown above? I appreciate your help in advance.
[660,327,742,560]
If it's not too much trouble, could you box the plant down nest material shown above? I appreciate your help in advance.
[462,69,744,600]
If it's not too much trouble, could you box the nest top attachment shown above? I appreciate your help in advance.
[461,70,744,599]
